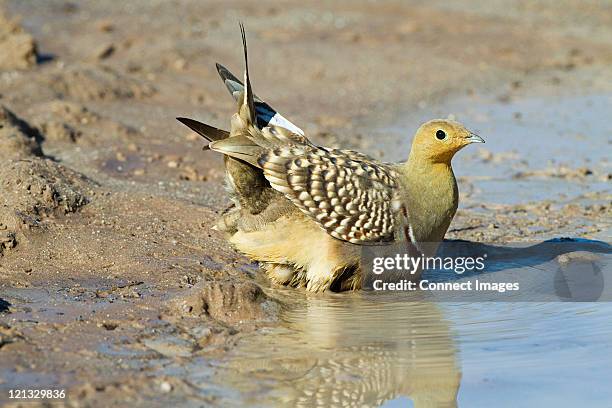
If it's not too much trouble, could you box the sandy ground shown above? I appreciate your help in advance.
[0,0,611,406]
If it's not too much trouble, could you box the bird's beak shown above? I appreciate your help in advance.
[465,131,485,144]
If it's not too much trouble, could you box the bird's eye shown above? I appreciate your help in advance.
[436,130,447,140]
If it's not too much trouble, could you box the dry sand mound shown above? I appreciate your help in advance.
[46,65,157,101]
[0,11,38,70]
[0,105,95,257]
[0,106,43,159]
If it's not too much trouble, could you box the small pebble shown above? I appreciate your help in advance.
[159,382,172,393]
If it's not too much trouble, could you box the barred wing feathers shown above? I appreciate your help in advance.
[257,142,400,244]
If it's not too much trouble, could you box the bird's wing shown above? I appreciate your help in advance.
[258,142,401,244]
[211,125,402,244]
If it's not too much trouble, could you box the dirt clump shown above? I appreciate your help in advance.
[171,280,279,325]
[28,100,139,145]
[0,11,38,70]
[0,105,43,159]
[0,105,94,256]
[45,65,156,101]
[0,159,94,228]
[0,322,23,349]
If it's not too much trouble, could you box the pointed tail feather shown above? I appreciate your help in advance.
[239,22,256,125]
[176,117,230,148]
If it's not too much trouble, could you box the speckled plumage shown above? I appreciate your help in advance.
[177,25,484,292]
[258,142,400,244]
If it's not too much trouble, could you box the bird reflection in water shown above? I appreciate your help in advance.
[214,290,460,408]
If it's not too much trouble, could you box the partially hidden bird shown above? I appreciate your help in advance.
[177,25,484,292]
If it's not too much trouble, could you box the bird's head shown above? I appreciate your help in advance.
[409,119,484,164]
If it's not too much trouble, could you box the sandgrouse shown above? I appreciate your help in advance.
[177,25,484,292]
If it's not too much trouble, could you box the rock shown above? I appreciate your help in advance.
[556,251,601,265]
[159,381,172,393]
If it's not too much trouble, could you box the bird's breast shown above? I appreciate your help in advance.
[402,166,458,245]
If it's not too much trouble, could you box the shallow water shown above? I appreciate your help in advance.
[196,287,612,407]
[215,292,461,407]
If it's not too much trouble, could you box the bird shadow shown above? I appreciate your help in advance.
[429,237,611,282]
